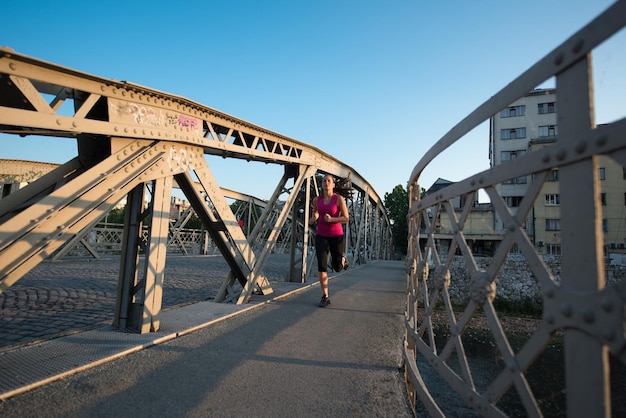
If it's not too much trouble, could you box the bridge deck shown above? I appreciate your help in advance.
[0,260,411,416]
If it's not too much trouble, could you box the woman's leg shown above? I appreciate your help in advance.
[330,235,346,272]
[315,235,331,306]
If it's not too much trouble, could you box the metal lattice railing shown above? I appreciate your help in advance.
[403,2,626,417]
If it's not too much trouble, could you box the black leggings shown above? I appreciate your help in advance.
[315,234,345,272]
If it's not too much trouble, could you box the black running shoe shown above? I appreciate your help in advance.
[318,295,331,307]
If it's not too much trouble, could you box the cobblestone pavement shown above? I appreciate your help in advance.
[0,254,295,353]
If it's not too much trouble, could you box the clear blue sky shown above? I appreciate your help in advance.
[1,0,624,201]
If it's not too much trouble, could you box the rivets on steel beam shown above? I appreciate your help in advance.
[507,358,518,373]
[560,302,573,318]
[572,39,584,54]
[554,52,564,66]
[574,140,586,154]
[542,153,550,163]
[555,148,566,161]
[603,329,615,342]
[56,119,62,125]
[72,121,78,128]
[600,297,613,312]
[545,287,555,298]
[506,221,516,232]
[581,307,595,324]
[545,313,555,325]
[9,62,17,70]
[595,134,607,147]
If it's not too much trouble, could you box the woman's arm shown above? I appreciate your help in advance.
[309,196,319,225]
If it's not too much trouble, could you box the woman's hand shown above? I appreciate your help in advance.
[324,213,332,222]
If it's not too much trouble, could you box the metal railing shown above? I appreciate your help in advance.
[403,1,626,417]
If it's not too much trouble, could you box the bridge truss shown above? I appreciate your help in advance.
[0,48,392,333]
[404,2,626,417]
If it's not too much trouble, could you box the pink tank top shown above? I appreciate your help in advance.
[316,194,344,237]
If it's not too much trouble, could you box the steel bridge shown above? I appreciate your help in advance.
[0,48,392,334]
[404,1,626,417]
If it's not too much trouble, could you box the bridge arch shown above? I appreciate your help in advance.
[0,48,392,333]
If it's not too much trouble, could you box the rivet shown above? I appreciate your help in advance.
[582,308,595,324]
[72,121,78,128]
[545,314,554,325]
[574,140,586,154]
[601,297,613,312]
[9,63,16,70]
[542,154,551,163]
[555,148,566,161]
[56,119,62,126]
[595,134,607,147]
[545,287,555,298]
[572,39,584,54]
[561,302,573,318]
[554,52,564,66]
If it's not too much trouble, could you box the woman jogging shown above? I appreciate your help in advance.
[309,174,352,307]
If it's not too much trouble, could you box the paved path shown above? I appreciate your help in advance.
[0,258,412,417]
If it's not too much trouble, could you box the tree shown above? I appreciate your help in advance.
[384,184,408,256]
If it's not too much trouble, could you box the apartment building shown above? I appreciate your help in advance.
[489,88,626,258]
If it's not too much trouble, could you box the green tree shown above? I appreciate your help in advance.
[384,184,408,256]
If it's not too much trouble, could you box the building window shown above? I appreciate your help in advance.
[603,219,608,233]
[601,193,606,206]
[547,169,559,181]
[545,194,560,206]
[546,219,560,231]
[501,127,527,140]
[505,196,524,207]
[501,150,526,161]
[599,167,605,180]
[538,102,557,114]
[504,176,528,185]
[500,105,526,118]
[546,244,561,255]
[538,125,558,138]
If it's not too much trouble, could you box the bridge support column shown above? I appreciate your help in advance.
[113,177,172,332]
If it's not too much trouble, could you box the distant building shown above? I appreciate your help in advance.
[422,178,501,256]
[489,88,626,259]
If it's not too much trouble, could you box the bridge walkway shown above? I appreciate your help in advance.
[0,261,412,417]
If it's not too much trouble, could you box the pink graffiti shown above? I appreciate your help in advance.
[178,115,198,130]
